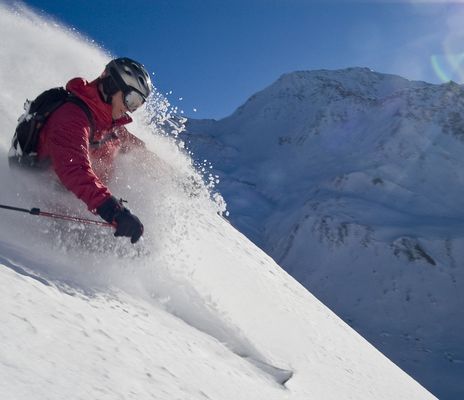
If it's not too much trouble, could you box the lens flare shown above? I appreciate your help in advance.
[431,52,464,83]
[430,4,464,84]
[431,55,452,82]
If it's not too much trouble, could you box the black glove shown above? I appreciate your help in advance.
[96,196,144,244]
[113,208,144,243]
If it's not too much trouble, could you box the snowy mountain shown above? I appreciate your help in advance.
[184,69,464,398]
[0,5,436,400]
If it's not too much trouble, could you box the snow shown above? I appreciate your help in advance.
[184,63,464,397]
[0,3,434,400]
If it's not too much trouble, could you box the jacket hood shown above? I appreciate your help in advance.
[66,78,132,130]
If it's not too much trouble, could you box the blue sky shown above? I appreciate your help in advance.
[21,0,464,119]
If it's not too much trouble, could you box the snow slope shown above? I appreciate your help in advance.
[0,4,434,400]
[184,69,464,398]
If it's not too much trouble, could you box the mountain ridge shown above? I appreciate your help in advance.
[184,67,464,399]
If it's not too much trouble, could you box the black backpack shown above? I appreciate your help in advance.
[9,87,95,167]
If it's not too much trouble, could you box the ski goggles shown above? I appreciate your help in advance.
[124,90,145,113]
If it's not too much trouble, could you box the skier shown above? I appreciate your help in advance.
[9,57,152,244]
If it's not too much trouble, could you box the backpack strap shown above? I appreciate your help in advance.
[65,95,97,146]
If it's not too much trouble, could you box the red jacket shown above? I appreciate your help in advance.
[37,78,143,211]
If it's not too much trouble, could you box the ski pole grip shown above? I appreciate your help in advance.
[30,208,41,215]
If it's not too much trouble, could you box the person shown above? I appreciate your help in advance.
[12,57,152,244]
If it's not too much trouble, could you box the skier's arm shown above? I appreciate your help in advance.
[46,104,144,243]
[46,103,112,211]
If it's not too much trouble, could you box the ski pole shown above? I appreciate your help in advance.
[0,203,113,228]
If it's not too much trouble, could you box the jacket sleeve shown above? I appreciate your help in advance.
[45,103,112,211]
